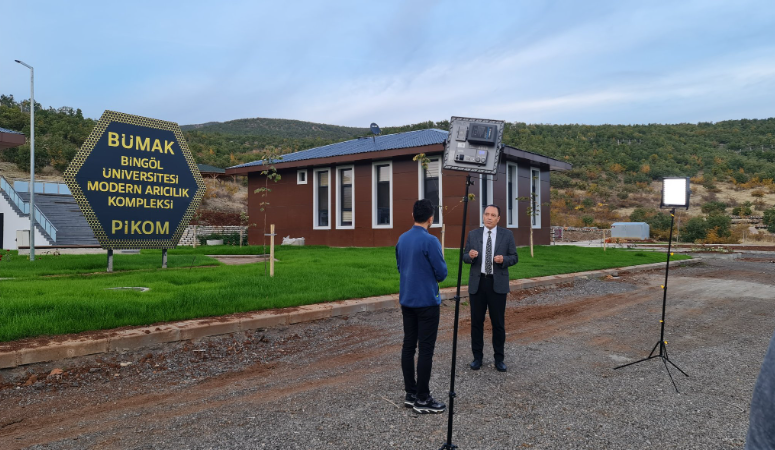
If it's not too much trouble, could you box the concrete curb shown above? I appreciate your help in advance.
[0,258,700,369]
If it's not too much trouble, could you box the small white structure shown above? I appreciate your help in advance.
[611,222,650,240]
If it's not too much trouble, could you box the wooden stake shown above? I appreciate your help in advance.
[441,224,446,259]
[270,224,275,277]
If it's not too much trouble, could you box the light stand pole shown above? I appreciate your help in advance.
[614,178,691,392]
[440,174,473,450]
[15,59,35,261]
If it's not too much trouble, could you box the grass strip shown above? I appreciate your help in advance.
[0,245,689,342]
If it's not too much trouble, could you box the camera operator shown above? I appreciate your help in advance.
[396,199,448,414]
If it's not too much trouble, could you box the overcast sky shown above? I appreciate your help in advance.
[2,0,773,128]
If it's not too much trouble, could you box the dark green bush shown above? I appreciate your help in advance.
[701,201,727,215]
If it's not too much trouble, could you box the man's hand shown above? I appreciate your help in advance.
[494,255,504,264]
[469,249,479,259]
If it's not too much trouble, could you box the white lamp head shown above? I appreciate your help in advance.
[661,177,690,210]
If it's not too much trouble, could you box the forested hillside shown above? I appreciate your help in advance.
[3,93,775,241]
[181,117,367,140]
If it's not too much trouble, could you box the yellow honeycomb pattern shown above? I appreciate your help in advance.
[63,111,206,250]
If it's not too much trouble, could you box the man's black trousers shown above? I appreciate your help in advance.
[470,275,507,363]
[401,305,440,401]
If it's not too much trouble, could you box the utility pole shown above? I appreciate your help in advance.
[15,60,35,261]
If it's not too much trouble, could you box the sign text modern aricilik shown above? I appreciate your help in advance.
[64,111,205,249]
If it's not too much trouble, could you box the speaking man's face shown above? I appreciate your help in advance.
[483,206,500,229]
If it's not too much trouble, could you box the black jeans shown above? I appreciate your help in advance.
[401,305,440,401]
[470,275,507,363]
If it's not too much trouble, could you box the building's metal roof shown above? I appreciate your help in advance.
[197,164,225,174]
[228,128,449,169]
[0,127,24,135]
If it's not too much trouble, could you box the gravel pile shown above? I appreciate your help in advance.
[1,254,774,449]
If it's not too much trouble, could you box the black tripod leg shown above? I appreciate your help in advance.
[661,354,680,393]
[647,340,660,358]
[662,345,689,377]
[614,341,660,370]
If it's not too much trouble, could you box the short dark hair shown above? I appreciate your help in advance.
[413,199,435,223]
[485,204,501,216]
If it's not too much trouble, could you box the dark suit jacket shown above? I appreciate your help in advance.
[463,226,518,295]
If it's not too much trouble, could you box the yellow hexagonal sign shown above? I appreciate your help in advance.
[64,111,205,249]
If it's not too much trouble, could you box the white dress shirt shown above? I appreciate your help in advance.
[480,225,497,275]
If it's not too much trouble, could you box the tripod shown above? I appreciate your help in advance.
[440,174,473,450]
[614,208,688,392]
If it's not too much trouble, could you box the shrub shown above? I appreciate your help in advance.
[199,233,248,246]
[581,215,594,226]
[551,173,573,189]
[732,202,753,216]
[701,201,727,215]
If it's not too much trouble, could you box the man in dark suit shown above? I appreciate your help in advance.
[463,204,518,372]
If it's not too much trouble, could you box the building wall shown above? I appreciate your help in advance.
[247,152,553,248]
[0,195,51,250]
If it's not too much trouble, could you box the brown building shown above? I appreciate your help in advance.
[226,129,571,247]
[0,126,26,150]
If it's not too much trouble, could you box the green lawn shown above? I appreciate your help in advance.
[0,245,689,343]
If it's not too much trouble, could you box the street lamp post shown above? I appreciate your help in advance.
[15,59,35,261]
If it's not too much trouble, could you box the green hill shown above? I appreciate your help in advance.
[181,117,368,140]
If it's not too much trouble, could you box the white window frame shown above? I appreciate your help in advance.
[417,156,443,228]
[336,165,355,230]
[313,168,331,230]
[506,162,518,228]
[531,167,541,229]
[297,169,307,184]
[372,161,393,229]
[479,174,494,227]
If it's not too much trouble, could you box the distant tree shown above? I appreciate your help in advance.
[763,208,775,233]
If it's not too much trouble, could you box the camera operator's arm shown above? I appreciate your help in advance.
[429,240,448,282]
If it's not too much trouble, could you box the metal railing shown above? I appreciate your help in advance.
[0,176,57,242]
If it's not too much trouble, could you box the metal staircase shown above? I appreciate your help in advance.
[0,176,57,243]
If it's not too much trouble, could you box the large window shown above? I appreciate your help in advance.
[372,161,393,228]
[479,174,494,226]
[531,168,541,228]
[418,157,442,226]
[313,168,331,229]
[337,165,355,229]
[506,162,518,228]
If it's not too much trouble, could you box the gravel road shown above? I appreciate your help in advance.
[1,254,774,449]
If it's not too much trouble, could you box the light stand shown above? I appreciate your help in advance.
[440,174,473,450]
[614,177,690,393]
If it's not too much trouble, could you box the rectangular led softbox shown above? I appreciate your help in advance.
[442,117,504,175]
[660,177,690,210]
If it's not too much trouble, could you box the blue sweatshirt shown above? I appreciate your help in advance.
[396,225,448,308]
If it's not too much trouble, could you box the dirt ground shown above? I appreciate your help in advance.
[1,255,774,449]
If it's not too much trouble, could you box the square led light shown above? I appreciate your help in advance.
[661,177,690,209]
